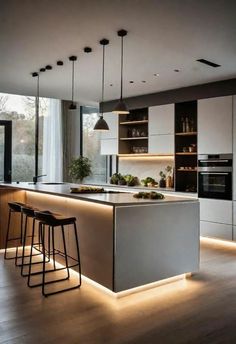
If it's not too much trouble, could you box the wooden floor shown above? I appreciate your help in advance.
[1,239,236,344]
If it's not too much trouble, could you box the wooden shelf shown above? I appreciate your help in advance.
[175,132,197,136]
[120,137,148,141]
[176,152,197,155]
[177,169,197,172]
[120,120,148,125]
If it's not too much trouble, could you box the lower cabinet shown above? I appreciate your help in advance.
[200,221,233,241]
[199,198,233,241]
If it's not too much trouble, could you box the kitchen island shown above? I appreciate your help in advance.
[0,183,199,293]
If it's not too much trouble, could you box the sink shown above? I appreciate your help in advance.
[41,182,65,185]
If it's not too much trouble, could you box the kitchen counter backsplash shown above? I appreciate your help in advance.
[118,157,174,186]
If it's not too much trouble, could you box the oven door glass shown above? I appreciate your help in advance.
[198,172,232,200]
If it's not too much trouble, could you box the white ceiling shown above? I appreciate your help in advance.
[1,0,236,105]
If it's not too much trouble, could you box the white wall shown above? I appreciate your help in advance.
[118,157,174,184]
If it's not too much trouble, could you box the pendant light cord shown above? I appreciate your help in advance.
[35,74,39,179]
[120,35,124,100]
[72,60,75,105]
[101,44,105,116]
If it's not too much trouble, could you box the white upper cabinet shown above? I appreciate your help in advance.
[100,113,118,139]
[101,138,118,155]
[149,135,174,155]
[149,104,174,135]
[198,96,233,154]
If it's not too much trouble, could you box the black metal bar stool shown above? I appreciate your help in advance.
[17,205,48,277]
[27,210,81,297]
[4,202,25,260]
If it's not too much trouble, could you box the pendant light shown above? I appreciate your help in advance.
[112,29,129,114]
[68,55,77,110]
[94,39,109,131]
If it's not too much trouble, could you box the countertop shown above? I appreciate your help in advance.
[0,182,198,206]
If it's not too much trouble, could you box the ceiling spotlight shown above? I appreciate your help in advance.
[154,73,159,77]
[57,60,64,66]
[174,69,180,72]
[129,80,134,83]
[142,80,146,83]
[45,65,52,70]
[84,47,92,53]
[112,29,129,114]
[40,68,46,72]
[32,72,38,77]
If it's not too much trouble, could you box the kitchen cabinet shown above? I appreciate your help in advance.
[101,138,118,155]
[200,198,232,225]
[200,198,233,240]
[233,96,236,200]
[100,113,119,155]
[101,113,118,139]
[148,134,174,154]
[149,104,174,135]
[200,221,233,241]
[198,96,233,154]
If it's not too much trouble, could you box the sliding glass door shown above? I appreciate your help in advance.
[0,120,12,182]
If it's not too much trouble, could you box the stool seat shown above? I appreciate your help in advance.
[8,202,25,212]
[21,205,37,218]
[34,211,76,226]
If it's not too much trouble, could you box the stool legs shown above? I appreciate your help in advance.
[4,209,23,260]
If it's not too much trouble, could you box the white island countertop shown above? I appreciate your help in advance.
[0,182,198,206]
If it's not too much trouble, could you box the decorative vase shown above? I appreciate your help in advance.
[166,176,172,188]
[159,179,166,188]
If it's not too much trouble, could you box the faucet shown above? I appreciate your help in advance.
[33,174,47,184]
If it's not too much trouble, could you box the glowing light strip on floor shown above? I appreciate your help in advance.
[201,236,236,248]
[0,247,189,297]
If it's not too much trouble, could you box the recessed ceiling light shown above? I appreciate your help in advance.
[154,73,159,77]
[174,69,180,72]
[110,84,113,86]
[142,80,146,83]
[129,80,134,83]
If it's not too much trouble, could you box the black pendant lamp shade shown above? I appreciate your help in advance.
[112,29,129,114]
[94,39,110,131]
[69,55,77,110]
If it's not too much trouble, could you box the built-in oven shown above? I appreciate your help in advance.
[198,154,233,200]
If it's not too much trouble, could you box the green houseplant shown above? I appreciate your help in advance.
[69,156,92,184]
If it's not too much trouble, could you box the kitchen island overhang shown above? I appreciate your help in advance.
[0,183,200,294]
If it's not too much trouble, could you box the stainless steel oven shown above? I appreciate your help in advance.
[198,154,233,200]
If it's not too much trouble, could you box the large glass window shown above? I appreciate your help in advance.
[82,106,107,183]
[0,93,49,182]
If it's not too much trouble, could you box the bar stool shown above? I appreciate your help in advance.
[28,210,81,297]
[17,205,48,277]
[4,202,25,260]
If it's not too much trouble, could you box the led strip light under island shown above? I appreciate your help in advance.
[0,183,200,296]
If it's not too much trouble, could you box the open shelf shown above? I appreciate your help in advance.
[175,132,197,136]
[120,137,148,141]
[176,152,197,155]
[175,100,198,192]
[119,108,149,154]
[120,120,148,125]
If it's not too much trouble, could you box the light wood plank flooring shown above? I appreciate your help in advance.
[1,239,236,344]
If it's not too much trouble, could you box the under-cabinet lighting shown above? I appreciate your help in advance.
[118,154,174,160]
[201,236,236,248]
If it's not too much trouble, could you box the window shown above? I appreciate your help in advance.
[82,106,107,183]
[0,93,49,182]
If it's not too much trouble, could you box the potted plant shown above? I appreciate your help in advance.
[69,156,92,184]
[165,165,173,188]
[124,174,138,186]
[159,171,166,188]
[110,173,123,185]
